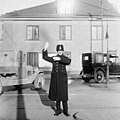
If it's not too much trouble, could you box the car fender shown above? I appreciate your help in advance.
[32,69,44,82]
[94,67,105,75]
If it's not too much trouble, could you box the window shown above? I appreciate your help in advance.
[84,56,89,61]
[64,51,71,71]
[27,25,39,40]
[57,0,74,14]
[92,26,102,40]
[0,23,3,40]
[95,53,104,63]
[64,51,71,59]
[59,25,72,40]
[27,52,39,67]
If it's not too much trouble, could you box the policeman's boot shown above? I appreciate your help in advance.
[54,101,61,116]
[62,101,70,117]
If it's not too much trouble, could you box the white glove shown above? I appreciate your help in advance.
[53,56,61,61]
[44,42,49,51]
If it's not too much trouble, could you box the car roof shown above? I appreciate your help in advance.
[82,52,118,58]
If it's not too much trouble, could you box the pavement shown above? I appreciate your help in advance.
[1,75,120,120]
[42,76,120,120]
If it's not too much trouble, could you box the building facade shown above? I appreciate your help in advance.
[0,0,120,73]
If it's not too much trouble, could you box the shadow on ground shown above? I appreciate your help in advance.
[37,88,56,112]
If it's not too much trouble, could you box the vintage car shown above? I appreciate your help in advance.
[81,52,120,83]
[0,50,45,94]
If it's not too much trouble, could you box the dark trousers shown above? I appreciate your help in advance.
[56,101,68,113]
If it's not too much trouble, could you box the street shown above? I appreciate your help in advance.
[0,76,120,120]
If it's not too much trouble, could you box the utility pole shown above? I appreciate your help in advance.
[101,0,103,53]
[90,15,93,53]
[106,21,109,86]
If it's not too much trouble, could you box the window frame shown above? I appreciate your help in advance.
[27,52,39,67]
[26,25,39,41]
[59,25,72,40]
[64,51,71,59]
[91,25,102,41]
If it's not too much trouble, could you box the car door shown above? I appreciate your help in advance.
[109,57,120,75]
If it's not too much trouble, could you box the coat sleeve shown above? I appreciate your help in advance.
[42,49,53,63]
[59,55,71,65]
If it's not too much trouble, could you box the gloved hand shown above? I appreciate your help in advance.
[44,41,49,51]
[53,56,61,61]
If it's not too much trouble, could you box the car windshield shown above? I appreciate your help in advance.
[104,54,120,64]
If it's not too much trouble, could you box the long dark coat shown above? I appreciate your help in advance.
[42,49,71,101]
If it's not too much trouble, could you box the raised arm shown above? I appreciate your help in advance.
[42,49,53,63]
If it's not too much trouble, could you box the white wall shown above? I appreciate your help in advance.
[105,21,120,56]
[2,20,120,73]
[0,21,15,50]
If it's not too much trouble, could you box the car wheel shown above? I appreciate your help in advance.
[94,70,104,83]
[34,74,45,89]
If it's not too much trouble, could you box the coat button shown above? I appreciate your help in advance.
[56,70,58,72]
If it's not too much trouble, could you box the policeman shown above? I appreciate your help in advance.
[42,42,71,116]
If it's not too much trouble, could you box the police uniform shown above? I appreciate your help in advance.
[42,44,71,116]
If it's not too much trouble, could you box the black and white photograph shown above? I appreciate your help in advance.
[0,0,120,120]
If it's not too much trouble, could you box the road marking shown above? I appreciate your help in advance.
[70,92,87,96]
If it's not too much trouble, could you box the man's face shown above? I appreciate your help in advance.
[57,50,63,55]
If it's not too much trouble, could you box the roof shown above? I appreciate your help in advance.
[1,0,120,19]
[75,0,119,17]
[1,2,57,18]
